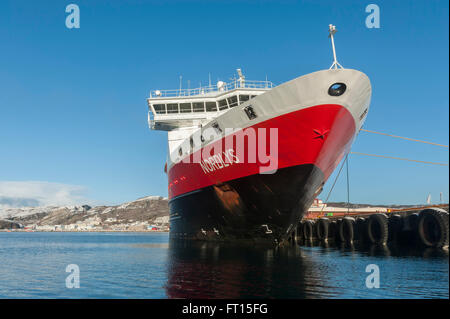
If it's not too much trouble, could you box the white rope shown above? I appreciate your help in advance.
[350,151,448,166]
[360,129,448,148]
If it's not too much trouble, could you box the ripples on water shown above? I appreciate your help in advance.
[0,232,447,298]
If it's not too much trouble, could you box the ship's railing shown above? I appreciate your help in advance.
[149,79,274,98]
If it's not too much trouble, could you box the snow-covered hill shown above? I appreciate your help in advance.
[0,196,169,230]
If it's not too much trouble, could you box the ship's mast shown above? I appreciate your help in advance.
[328,24,344,69]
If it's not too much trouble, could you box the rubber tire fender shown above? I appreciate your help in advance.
[296,221,304,242]
[303,220,314,241]
[367,213,389,245]
[339,217,355,243]
[316,218,330,241]
[328,220,337,240]
[334,219,343,242]
[355,217,366,241]
[388,214,403,242]
[417,208,449,248]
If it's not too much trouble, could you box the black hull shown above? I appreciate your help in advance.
[169,164,324,245]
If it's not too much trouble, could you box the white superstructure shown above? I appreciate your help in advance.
[147,70,274,154]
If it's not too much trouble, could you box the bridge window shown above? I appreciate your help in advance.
[153,104,166,114]
[239,95,249,104]
[227,96,238,108]
[218,99,228,111]
[167,103,179,113]
[193,102,205,112]
[250,95,257,99]
[206,102,217,112]
[180,103,192,113]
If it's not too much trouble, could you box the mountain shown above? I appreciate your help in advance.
[0,196,169,231]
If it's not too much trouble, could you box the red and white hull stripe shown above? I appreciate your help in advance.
[168,103,356,199]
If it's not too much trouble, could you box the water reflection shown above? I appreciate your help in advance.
[165,240,336,298]
[0,233,447,298]
[368,244,391,257]
[165,239,449,299]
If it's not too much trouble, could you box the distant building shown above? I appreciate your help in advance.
[310,199,326,208]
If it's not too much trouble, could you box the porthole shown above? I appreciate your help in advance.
[328,82,346,96]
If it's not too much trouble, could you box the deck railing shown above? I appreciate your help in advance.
[149,80,275,98]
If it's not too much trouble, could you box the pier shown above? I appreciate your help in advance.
[293,205,449,249]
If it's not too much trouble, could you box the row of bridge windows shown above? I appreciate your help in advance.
[153,94,256,114]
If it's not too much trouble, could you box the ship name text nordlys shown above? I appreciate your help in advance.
[199,149,240,174]
[195,127,279,175]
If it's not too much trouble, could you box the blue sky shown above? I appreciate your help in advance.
[0,0,448,206]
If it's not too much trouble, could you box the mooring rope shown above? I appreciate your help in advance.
[346,156,350,215]
[317,128,448,214]
[320,153,349,214]
[360,129,449,148]
[350,151,449,166]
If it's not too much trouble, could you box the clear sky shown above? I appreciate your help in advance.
[0,0,448,207]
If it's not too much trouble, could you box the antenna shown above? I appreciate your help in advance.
[179,75,182,92]
[208,73,211,87]
[328,24,344,69]
[236,68,244,80]
[237,68,245,87]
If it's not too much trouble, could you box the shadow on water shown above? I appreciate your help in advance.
[165,239,449,299]
[165,240,338,299]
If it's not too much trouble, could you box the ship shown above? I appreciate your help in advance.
[146,25,372,244]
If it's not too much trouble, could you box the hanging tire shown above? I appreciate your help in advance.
[329,220,337,241]
[316,218,330,241]
[400,213,420,243]
[338,217,355,243]
[303,220,314,241]
[388,214,403,243]
[417,208,449,248]
[296,222,303,243]
[334,219,343,243]
[367,213,389,245]
[408,213,420,230]
[355,217,366,242]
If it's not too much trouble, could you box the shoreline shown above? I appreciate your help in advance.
[0,230,170,233]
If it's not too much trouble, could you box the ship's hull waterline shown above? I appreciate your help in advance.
[165,69,371,244]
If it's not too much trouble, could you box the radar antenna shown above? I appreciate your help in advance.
[328,24,344,69]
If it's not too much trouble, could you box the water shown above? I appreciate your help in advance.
[0,232,447,298]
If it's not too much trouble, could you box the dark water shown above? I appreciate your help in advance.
[0,232,448,298]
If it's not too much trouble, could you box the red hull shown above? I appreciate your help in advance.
[168,104,356,199]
